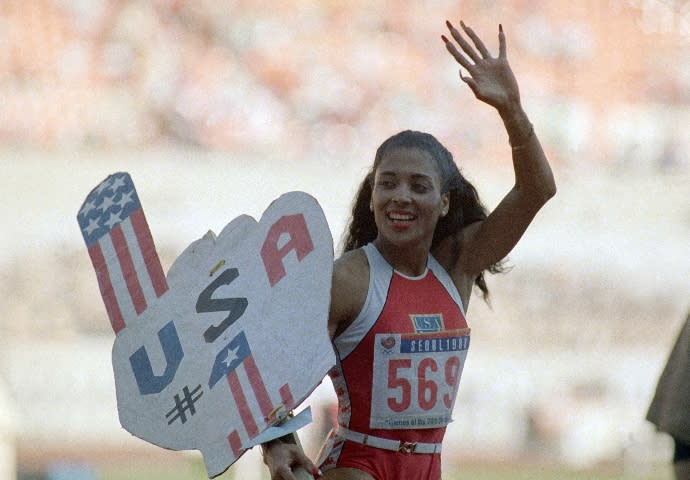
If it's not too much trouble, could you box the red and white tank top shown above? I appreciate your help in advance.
[329,243,470,444]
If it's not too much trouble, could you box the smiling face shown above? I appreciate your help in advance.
[371,147,449,252]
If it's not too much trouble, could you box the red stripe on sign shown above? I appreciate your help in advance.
[228,430,243,458]
[88,243,125,333]
[111,223,147,315]
[130,209,168,297]
[280,384,294,410]
[228,370,259,438]
[244,354,273,418]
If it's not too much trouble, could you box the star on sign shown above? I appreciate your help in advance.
[84,217,100,236]
[110,175,126,192]
[117,190,134,209]
[103,211,122,229]
[100,195,116,212]
[95,179,111,196]
[79,199,98,219]
[222,345,240,367]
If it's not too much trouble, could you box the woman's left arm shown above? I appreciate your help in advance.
[443,20,557,275]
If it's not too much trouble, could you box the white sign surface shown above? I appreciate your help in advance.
[77,173,335,477]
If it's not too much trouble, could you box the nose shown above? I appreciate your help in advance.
[391,185,412,205]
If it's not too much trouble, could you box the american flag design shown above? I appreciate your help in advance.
[208,331,296,458]
[77,172,168,332]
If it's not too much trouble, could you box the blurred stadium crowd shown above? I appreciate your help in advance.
[0,0,688,171]
[1,2,689,478]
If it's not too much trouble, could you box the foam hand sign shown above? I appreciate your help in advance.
[77,173,335,477]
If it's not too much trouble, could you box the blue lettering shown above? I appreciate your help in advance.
[129,321,184,395]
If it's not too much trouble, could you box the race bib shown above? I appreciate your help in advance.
[370,329,470,430]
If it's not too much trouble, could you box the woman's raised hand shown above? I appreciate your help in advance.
[442,21,521,113]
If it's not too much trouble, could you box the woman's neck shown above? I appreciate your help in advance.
[373,238,430,277]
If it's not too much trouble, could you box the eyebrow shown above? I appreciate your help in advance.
[377,171,434,182]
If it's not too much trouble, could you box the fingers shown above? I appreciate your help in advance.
[445,20,481,64]
[271,447,321,480]
[442,33,474,72]
[459,20,491,59]
[295,466,321,479]
[460,73,479,96]
[266,442,321,480]
[275,464,321,480]
[294,449,322,478]
[274,465,297,480]
[443,20,506,61]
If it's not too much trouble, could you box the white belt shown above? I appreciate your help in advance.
[338,427,442,454]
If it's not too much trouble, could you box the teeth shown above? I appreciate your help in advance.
[388,213,414,221]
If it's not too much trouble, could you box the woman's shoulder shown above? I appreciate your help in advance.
[329,248,370,337]
[333,247,369,288]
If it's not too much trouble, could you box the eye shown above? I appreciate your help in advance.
[412,182,431,193]
[376,178,396,189]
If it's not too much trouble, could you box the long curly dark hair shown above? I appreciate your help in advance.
[341,130,505,300]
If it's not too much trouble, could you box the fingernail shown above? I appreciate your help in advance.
[445,20,453,29]
[441,34,449,43]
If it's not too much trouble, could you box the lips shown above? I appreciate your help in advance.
[387,211,416,229]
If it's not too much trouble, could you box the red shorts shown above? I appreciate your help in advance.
[319,438,441,480]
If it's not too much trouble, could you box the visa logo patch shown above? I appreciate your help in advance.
[410,314,444,333]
